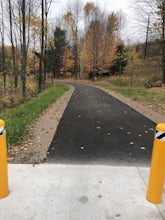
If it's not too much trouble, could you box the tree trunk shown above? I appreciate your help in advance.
[8,0,17,88]
[144,14,150,59]
[38,0,44,92]
[1,1,6,93]
[162,1,165,84]
[43,9,48,86]
[75,30,78,80]
[21,0,26,101]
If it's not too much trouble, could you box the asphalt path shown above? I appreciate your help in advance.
[46,83,156,166]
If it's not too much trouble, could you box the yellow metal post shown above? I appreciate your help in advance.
[146,123,165,204]
[0,119,9,199]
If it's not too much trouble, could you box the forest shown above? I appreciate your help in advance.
[0,0,165,111]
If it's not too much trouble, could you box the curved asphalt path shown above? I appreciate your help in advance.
[46,83,156,166]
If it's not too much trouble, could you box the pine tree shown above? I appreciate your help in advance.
[110,44,128,75]
[46,27,66,78]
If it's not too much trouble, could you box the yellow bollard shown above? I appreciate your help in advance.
[146,123,165,204]
[0,119,9,199]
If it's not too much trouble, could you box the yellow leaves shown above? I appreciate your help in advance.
[48,37,55,48]
[127,46,141,65]
[4,46,13,57]
[63,12,75,28]
[124,45,142,75]
[63,11,77,39]
[30,15,41,26]
[14,14,43,37]
[63,12,73,20]
[64,48,74,69]
[107,13,118,34]
[84,2,99,17]
[83,2,95,16]
[15,14,41,26]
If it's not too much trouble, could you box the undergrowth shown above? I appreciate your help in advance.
[0,83,69,146]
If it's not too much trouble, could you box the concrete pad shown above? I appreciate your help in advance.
[0,164,164,220]
[138,167,165,219]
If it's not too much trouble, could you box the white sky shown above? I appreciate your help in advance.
[50,0,130,16]
[49,0,144,44]
[95,0,129,12]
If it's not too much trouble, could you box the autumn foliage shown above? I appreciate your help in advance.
[0,0,127,110]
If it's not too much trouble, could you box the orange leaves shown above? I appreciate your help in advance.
[63,12,73,20]
[83,2,95,16]
[107,13,118,35]
[30,15,41,27]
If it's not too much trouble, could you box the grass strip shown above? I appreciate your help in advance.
[94,81,165,115]
[0,83,69,145]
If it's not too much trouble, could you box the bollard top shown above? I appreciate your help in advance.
[156,123,165,132]
[0,119,5,127]
[0,119,6,136]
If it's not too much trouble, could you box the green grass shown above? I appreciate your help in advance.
[94,81,155,98]
[94,81,165,116]
[0,83,69,145]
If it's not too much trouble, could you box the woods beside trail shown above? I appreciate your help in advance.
[0,0,165,113]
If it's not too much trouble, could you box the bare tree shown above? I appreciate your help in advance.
[21,0,27,101]
[8,0,17,88]
[144,14,150,59]
[43,0,53,85]
[131,0,165,83]
[38,0,44,92]
[116,10,126,39]
[0,1,6,93]
[65,0,84,79]
[84,4,104,80]
[101,12,118,67]
[161,0,165,83]
[81,2,96,78]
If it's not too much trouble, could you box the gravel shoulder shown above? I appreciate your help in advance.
[95,86,165,124]
[9,85,74,164]
[8,81,164,164]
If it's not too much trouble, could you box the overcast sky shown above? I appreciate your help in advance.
[49,0,144,44]
[94,0,129,12]
[50,0,130,16]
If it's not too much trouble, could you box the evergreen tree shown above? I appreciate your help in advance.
[110,44,128,74]
[46,27,66,78]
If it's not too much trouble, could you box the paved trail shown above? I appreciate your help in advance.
[46,83,155,165]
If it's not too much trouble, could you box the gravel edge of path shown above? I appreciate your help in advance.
[96,85,165,124]
[9,85,74,164]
